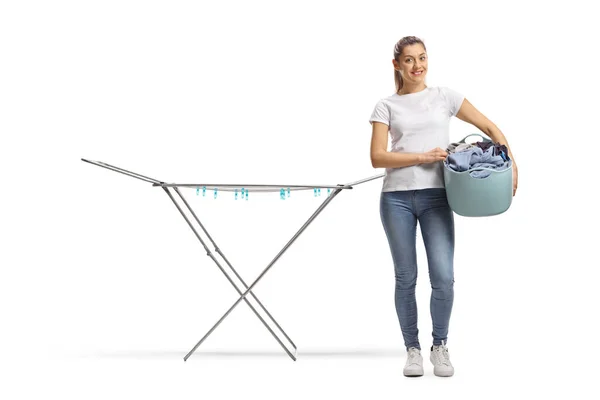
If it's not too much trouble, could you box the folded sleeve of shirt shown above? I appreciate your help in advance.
[441,87,465,117]
[369,99,390,127]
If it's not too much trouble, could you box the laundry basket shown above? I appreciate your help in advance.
[443,133,513,217]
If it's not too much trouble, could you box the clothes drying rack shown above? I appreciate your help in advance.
[81,158,384,361]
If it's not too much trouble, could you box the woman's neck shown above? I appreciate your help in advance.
[397,84,427,95]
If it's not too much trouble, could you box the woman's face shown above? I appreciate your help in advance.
[394,44,428,83]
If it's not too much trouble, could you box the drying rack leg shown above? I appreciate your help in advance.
[182,185,344,361]
[162,187,327,361]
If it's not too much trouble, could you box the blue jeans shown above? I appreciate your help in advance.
[379,188,455,350]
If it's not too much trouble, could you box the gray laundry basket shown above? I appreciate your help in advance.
[443,133,513,217]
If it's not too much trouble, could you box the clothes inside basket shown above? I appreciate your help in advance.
[445,141,511,178]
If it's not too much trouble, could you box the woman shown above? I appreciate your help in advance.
[369,36,518,377]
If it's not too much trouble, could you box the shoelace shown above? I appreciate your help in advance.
[407,348,421,364]
[433,341,451,366]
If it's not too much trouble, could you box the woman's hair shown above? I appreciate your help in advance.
[393,36,427,93]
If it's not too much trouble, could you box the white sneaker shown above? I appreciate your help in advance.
[430,341,454,377]
[403,347,424,376]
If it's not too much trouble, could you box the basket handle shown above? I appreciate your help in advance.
[457,133,492,144]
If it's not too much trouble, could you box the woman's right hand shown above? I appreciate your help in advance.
[420,147,448,164]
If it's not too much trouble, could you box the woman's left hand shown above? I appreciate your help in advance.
[512,164,518,196]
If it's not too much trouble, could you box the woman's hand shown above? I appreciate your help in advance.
[512,163,518,196]
[420,147,448,164]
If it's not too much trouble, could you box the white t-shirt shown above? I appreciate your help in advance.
[369,86,465,192]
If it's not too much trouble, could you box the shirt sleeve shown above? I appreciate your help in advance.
[441,87,465,117]
[368,99,390,127]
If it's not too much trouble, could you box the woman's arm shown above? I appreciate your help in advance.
[370,122,445,168]
[455,98,519,195]
[373,151,424,169]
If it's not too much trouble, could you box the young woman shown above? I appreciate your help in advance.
[369,36,518,377]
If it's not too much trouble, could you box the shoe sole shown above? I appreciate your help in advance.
[403,367,424,377]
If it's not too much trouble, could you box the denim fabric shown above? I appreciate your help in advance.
[380,188,455,350]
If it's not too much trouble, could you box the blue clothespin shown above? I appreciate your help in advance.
[196,187,199,196]
[287,187,290,198]
[235,188,238,200]
[327,188,331,196]
[318,188,321,196]
[202,186,206,197]
[245,189,249,201]
[214,188,217,199]
[280,188,284,200]
[314,188,317,197]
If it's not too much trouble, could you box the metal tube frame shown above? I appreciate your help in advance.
[81,158,384,361]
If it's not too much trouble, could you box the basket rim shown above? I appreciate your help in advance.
[443,160,513,175]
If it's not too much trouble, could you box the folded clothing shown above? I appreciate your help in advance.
[445,143,511,178]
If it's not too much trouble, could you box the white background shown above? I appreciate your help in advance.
[1,0,598,398]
